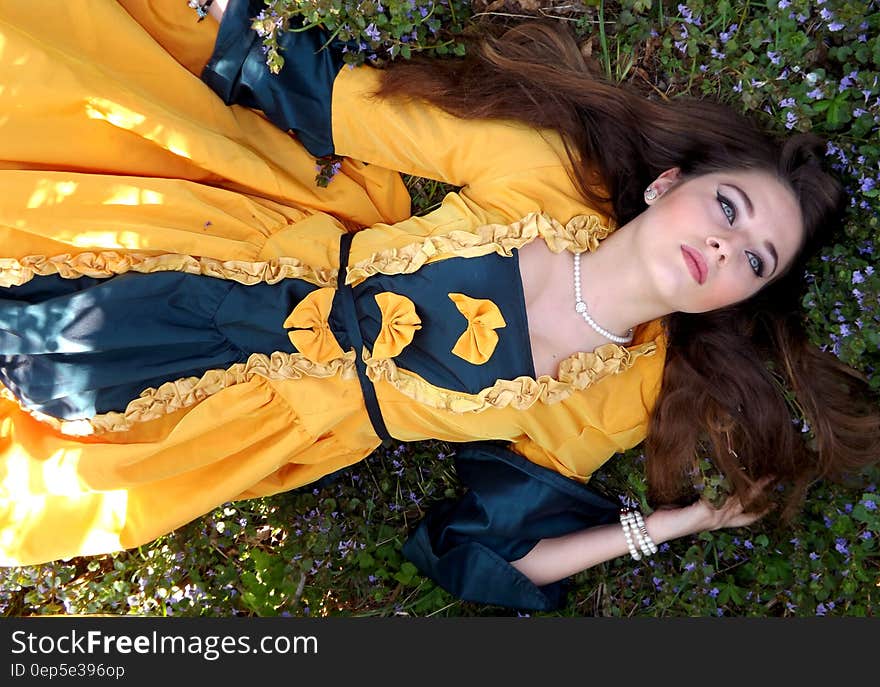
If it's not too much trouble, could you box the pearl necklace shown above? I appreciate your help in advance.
[573,252,633,344]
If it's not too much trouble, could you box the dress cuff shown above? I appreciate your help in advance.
[200,0,344,157]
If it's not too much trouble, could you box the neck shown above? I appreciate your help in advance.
[576,219,671,337]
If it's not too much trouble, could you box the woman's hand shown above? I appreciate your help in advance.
[689,492,770,531]
[646,478,774,542]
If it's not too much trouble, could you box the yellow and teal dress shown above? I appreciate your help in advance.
[0,0,665,609]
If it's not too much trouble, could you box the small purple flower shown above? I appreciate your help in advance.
[820,8,833,22]
[708,587,720,598]
[853,270,865,284]
[807,87,825,100]
[767,50,781,66]
[840,71,859,90]
[711,48,725,60]
[863,499,877,511]
[744,540,754,550]
[777,0,790,8]
[816,603,827,616]
[678,4,697,25]
[733,80,743,93]
[779,97,796,108]
[652,576,664,590]
[684,561,697,572]
[834,538,849,555]
[839,323,851,337]
[785,111,798,129]
[809,551,820,560]
[719,24,738,43]
[364,22,381,42]
[860,178,876,193]
[828,22,845,32]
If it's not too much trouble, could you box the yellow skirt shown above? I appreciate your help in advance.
[0,0,412,565]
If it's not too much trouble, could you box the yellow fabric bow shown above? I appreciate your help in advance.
[448,293,506,365]
[372,292,422,359]
[283,287,346,363]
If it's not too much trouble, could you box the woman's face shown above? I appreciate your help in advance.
[639,167,805,314]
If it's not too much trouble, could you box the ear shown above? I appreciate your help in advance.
[645,167,682,204]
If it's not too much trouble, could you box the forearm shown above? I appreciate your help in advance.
[510,503,707,587]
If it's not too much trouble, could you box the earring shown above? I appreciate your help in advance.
[644,187,658,202]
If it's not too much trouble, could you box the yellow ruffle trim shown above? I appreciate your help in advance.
[372,292,422,359]
[87,351,356,434]
[2,352,356,436]
[345,211,613,284]
[366,339,657,413]
[0,252,336,289]
[284,288,346,364]
[448,293,506,365]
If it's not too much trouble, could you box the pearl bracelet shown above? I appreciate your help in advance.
[619,509,641,560]
[632,509,659,556]
[619,508,658,561]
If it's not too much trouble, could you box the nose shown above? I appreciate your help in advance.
[706,235,733,264]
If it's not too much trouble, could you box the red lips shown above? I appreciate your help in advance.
[681,245,707,285]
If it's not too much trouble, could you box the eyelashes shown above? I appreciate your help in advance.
[716,191,736,225]
[716,190,764,277]
[745,251,765,277]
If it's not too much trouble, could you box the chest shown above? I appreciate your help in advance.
[518,241,612,378]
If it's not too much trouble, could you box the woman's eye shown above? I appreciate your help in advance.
[746,251,764,277]
[716,191,736,225]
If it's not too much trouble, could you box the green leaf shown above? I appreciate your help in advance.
[825,96,852,128]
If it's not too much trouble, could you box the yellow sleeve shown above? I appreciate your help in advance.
[332,66,606,226]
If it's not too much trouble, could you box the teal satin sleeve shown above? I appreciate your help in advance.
[402,442,620,611]
[201,0,345,157]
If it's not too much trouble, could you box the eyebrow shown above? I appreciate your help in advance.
[723,183,778,277]
[764,240,779,277]
[723,183,754,219]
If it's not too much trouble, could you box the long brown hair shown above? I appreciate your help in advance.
[377,22,880,517]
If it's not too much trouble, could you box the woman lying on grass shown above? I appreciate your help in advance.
[0,0,877,610]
